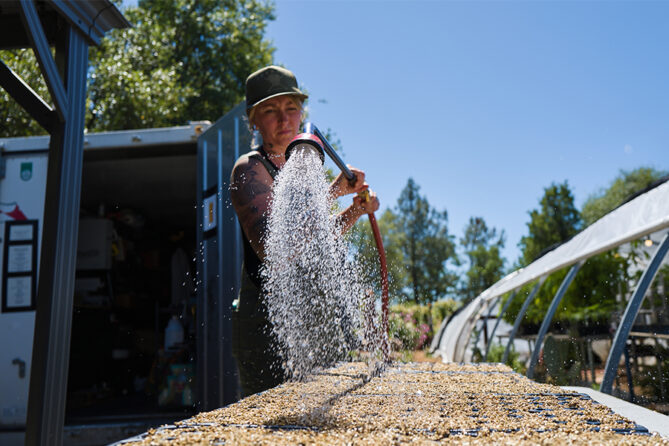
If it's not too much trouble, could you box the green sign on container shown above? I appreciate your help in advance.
[20,162,32,181]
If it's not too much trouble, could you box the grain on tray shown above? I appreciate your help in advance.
[118,361,668,446]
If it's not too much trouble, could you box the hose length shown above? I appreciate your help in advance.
[368,212,390,361]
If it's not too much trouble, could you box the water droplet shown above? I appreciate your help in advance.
[262,151,387,381]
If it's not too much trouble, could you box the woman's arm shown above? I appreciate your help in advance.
[230,156,274,260]
[335,190,380,234]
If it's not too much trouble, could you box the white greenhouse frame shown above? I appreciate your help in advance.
[431,178,669,396]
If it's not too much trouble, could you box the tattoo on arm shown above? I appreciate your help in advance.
[230,158,273,259]
[242,178,271,200]
[233,164,271,206]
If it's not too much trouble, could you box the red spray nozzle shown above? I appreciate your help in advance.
[285,133,326,165]
[286,123,357,186]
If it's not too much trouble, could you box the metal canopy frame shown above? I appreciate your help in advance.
[483,291,516,361]
[472,236,668,397]
[470,295,502,356]
[502,278,545,364]
[0,2,128,445]
[456,297,495,362]
[433,179,669,402]
[600,232,669,394]
[526,262,582,379]
[474,236,669,397]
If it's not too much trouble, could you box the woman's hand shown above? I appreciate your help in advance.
[329,166,368,199]
[352,190,380,217]
[335,190,380,234]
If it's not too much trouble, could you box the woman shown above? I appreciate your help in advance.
[230,65,379,396]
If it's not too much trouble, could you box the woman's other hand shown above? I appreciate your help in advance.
[335,189,380,234]
[352,190,380,216]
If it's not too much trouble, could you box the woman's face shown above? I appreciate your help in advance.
[251,95,302,152]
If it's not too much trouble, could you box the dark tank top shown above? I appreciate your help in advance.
[240,148,279,287]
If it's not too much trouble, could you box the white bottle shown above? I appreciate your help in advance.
[164,316,184,351]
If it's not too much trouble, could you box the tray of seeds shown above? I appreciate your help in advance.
[113,362,668,445]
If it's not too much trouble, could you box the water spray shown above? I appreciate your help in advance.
[286,123,390,355]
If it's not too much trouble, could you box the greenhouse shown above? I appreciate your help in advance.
[432,178,669,406]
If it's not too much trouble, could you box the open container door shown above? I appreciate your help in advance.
[196,103,252,410]
[0,145,48,438]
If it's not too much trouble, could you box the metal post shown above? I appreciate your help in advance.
[527,263,582,379]
[600,232,669,394]
[482,296,501,350]
[483,291,516,361]
[216,129,225,404]
[26,26,88,446]
[656,337,666,401]
[579,339,587,384]
[482,318,489,349]
[217,125,239,406]
[623,344,635,402]
[233,117,242,304]
[230,116,243,401]
[503,278,545,365]
[587,339,596,384]
[631,336,639,376]
[196,140,209,411]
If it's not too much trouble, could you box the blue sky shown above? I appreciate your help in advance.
[265,0,669,265]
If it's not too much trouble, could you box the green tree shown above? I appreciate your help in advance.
[87,0,275,131]
[507,180,631,329]
[506,181,582,326]
[581,167,668,226]
[459,217,506,302]
[518,181,582,267]
[394,178,458,304]
[1,0,275,136]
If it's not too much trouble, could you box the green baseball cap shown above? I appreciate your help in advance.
[245,65,308,115]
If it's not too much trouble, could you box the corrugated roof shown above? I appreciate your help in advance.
[0,0,129,49]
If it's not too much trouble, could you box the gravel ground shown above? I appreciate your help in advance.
[116,362,669,445]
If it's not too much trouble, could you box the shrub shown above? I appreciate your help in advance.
[480,342,526,374]
[388,299,459,351]
[388,311,419,351]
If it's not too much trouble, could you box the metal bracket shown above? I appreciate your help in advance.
[0,60,55,132]
[12,357,26,378]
